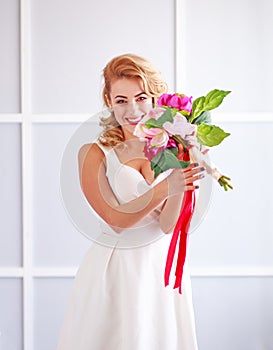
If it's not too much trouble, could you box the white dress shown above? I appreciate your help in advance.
[57,142,198,350]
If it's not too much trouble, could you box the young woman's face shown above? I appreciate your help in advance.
[108,77,153,137]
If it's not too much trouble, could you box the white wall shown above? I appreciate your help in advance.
[0,0,272,349]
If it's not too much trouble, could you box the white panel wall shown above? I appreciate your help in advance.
[189,122,273,267]
[0,0,20,112]
[32,123,93,267]
[192,277,273,349]
[33,278,74,350]
[0,279,22,350]
[30,0,174,113]
[0,124,22,266]
[0,0,272,349]
[180,0,273,349]
[180,0,273,113]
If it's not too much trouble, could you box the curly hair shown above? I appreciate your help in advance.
[98,54,168,147]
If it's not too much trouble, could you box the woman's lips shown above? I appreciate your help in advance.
[125,115,144,125]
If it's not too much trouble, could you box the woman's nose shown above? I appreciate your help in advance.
[126,101,140,116]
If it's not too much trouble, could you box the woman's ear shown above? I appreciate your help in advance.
[105,95,114,112]
[105,94,112,108]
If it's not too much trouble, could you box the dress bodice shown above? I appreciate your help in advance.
[95,142,170,248]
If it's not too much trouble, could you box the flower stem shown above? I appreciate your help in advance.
[172,135,187,149]
[218,175,233,191]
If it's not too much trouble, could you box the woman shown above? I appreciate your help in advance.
[57,54,205,350]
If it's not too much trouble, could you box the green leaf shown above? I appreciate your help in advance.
[179,159,191,168]
[151,148,190,178]
[191,89,231,120]
[197,124,230,147]
[190,96,205,121]
[178,109,191,118]
[167,147,178,156]
[145,118,160,129]
[204,89,231,110]
[155,107,174,126]
[145,107,173,129]
[191,111,212,125]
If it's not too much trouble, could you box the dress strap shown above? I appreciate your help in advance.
[94,140,111,155]
[94,141,119,177]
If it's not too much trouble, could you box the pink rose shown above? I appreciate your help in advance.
[134,123,156,139]
[158,93,193,113]
[166,138,177,148]
[144,140,163,160]
[163,113,196,139]
[144,137,177,161]
[134,123,169,148]
[147,128,169,148]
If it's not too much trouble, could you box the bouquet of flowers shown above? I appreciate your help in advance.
[134,89,233,293]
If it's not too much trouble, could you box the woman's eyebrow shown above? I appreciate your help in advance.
[114,92,146,99]
[135,92,146,97]
[114,95,127,99]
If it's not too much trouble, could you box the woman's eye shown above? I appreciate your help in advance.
[116,99,126,104]
[137,96,147,102]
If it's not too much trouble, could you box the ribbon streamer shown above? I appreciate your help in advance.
[164,151,196,294]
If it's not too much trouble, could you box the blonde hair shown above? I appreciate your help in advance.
[98,53,168,147]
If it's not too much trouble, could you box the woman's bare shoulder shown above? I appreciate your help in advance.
[78,142,105,163]
[78,143,106,185]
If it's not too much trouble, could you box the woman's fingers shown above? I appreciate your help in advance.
[167,164,205,195]
[184,185,199,191]
[182,164,205,188]
[184,162,201,171]
[185,173,204,184]
[183,164,206,178]
[202,148,209,155]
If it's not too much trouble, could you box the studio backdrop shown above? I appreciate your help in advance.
[0,0,272,349]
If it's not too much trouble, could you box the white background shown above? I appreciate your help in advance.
[0,0,272,349]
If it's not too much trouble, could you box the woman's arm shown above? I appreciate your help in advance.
[159,194,184,234]
[78,143,203,232]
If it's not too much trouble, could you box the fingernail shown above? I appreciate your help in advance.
[195,185,199,189]
[201,167,205,171]
[194,163,199,167]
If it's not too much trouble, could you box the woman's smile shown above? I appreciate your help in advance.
[125,114,145,125]
[107,77,153,137]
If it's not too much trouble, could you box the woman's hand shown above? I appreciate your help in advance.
[166,163,205,196]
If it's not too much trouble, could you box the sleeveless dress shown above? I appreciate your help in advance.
[57,142,198,350]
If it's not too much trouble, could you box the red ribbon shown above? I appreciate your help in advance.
[164,152,196,294]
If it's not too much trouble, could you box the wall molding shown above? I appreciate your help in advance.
[1,266,272,279]
[0,268,24,278]
[20,0,33,349]
[190,266,273,277]
[1,112,273,124]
